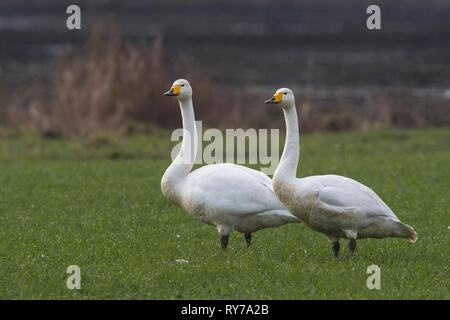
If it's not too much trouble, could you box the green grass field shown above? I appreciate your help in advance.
[0,128,448,299]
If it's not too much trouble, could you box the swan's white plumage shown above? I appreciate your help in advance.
[177,163,297,232]
[315,175,397,218]
[161,80,298,244]
[268,88,416,247]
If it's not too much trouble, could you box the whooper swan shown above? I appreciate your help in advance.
[265,88,417,257]
[161,79,299,249]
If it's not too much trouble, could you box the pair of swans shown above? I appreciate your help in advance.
[161,79,416,256]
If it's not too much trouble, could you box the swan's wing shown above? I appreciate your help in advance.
[183,163,287,216]
[316,175,398,219]
[224,163,274,191]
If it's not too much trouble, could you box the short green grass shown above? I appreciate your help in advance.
[0,128,448,299]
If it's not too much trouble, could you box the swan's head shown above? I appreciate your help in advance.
[264,88,295,108]
[163,79,192,101]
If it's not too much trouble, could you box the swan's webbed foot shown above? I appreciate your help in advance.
[220,235,229,250]
[348,239,357,255]
[332,241,340,257]
[244,233,252,248]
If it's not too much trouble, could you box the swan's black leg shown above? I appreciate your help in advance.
[244,233,252,248]
[348,239,357,255]
[220,235,229,250]
[332,241,340,257]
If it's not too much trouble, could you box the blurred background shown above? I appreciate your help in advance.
[0,0,449,137]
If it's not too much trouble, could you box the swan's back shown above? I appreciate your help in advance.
[300,174,398,219]
[180,163,290,217]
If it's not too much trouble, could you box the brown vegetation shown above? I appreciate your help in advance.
[1,26,448,137]
[4,26,230,137]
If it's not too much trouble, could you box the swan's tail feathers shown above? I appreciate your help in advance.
[395,222,417,243]
[276,210,302,224]
[258,210,301,226]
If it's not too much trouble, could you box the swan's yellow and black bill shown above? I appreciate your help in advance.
[163,84,181,97]
[264,92,283,104]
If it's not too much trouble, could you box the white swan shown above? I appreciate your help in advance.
[265,88,417,257]
[161,79,299,249]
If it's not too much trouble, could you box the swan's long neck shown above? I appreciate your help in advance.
[274,105,300,182]
[161,98,197,203]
